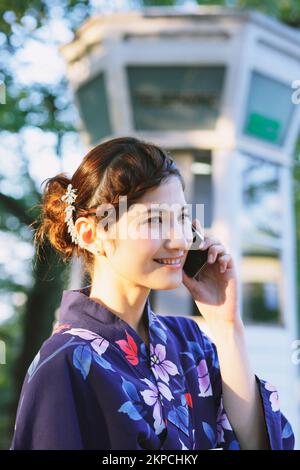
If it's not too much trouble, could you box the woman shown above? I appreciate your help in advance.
[11,136,294,450]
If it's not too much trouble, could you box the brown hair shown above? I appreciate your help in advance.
[33,136,185,281]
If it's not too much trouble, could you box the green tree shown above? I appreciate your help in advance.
[0,0,93,449]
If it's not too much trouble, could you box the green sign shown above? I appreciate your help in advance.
[245,112,280,143]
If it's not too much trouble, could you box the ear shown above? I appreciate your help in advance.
[74,217,100,255]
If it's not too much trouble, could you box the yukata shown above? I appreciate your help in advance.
[11,285,295,450]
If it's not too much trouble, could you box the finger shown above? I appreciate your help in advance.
[192,218,204,234]
[217,253,232,273]
[201,236,222,250]
[191,219,207,246]
[207,244,227,263]
[182,270,199,291]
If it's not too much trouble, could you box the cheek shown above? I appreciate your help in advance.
[142,239,162,260]
[113,239,160,271]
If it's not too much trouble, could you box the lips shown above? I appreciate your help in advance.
[153,257,183,265]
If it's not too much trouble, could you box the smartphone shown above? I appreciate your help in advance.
[183,223,209,278]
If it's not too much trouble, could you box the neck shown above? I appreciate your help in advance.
[89,260,151,335]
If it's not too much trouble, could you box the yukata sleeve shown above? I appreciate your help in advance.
[11,346,84,450]
[201,329,295,450]
[254,375,295,450]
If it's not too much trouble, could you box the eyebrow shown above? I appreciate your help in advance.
[143,205,189,215]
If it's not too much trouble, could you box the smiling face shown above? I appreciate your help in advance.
[94,176,194,291]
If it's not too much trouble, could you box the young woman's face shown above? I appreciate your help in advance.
[101,176,193,290]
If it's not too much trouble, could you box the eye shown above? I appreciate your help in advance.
[147,216,162,224]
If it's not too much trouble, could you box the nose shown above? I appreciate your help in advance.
[164,218,192,251]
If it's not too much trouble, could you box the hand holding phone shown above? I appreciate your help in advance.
[183,223,209,279]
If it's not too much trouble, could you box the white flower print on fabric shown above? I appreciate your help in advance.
[140,378,173,434]
[63,328,109,356]
[197,359,213,397]
[216,397,233,444]
[264,382,280,412]
[150,343,179,384]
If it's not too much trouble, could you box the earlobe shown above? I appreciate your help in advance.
[93,235,105,256]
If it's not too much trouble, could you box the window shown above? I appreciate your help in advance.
[192,151,213,229]
[241,154,281,240]
[127,65,225,131]
[242,282,280,324]
[241,255,282,325]
[243,71,294,146]
[76,73,112,144]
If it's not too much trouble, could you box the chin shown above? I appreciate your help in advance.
[151,277,182,290]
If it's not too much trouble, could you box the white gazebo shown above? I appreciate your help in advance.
[61,6,300,447]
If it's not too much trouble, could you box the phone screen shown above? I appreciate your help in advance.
[183,224,209,278]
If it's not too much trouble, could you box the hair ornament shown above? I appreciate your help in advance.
[60,183,81,246]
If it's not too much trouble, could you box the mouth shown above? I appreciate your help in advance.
[153,256,184,268]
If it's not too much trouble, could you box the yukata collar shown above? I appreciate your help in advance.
[58,284,154,339]
[57,285,192,443]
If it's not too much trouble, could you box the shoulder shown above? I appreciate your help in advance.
[155,313,219,363]
[154,313,210,348]
[24,325,103,385]
[13,326,100,450]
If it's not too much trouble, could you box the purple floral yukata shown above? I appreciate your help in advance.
[11,285,295,450]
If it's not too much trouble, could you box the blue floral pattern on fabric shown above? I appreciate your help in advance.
[11,285,295,450]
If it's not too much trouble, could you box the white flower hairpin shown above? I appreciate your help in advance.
[60,183,82,246]
[61,183,106,256]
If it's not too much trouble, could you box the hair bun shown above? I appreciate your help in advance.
[33,173,77,262]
